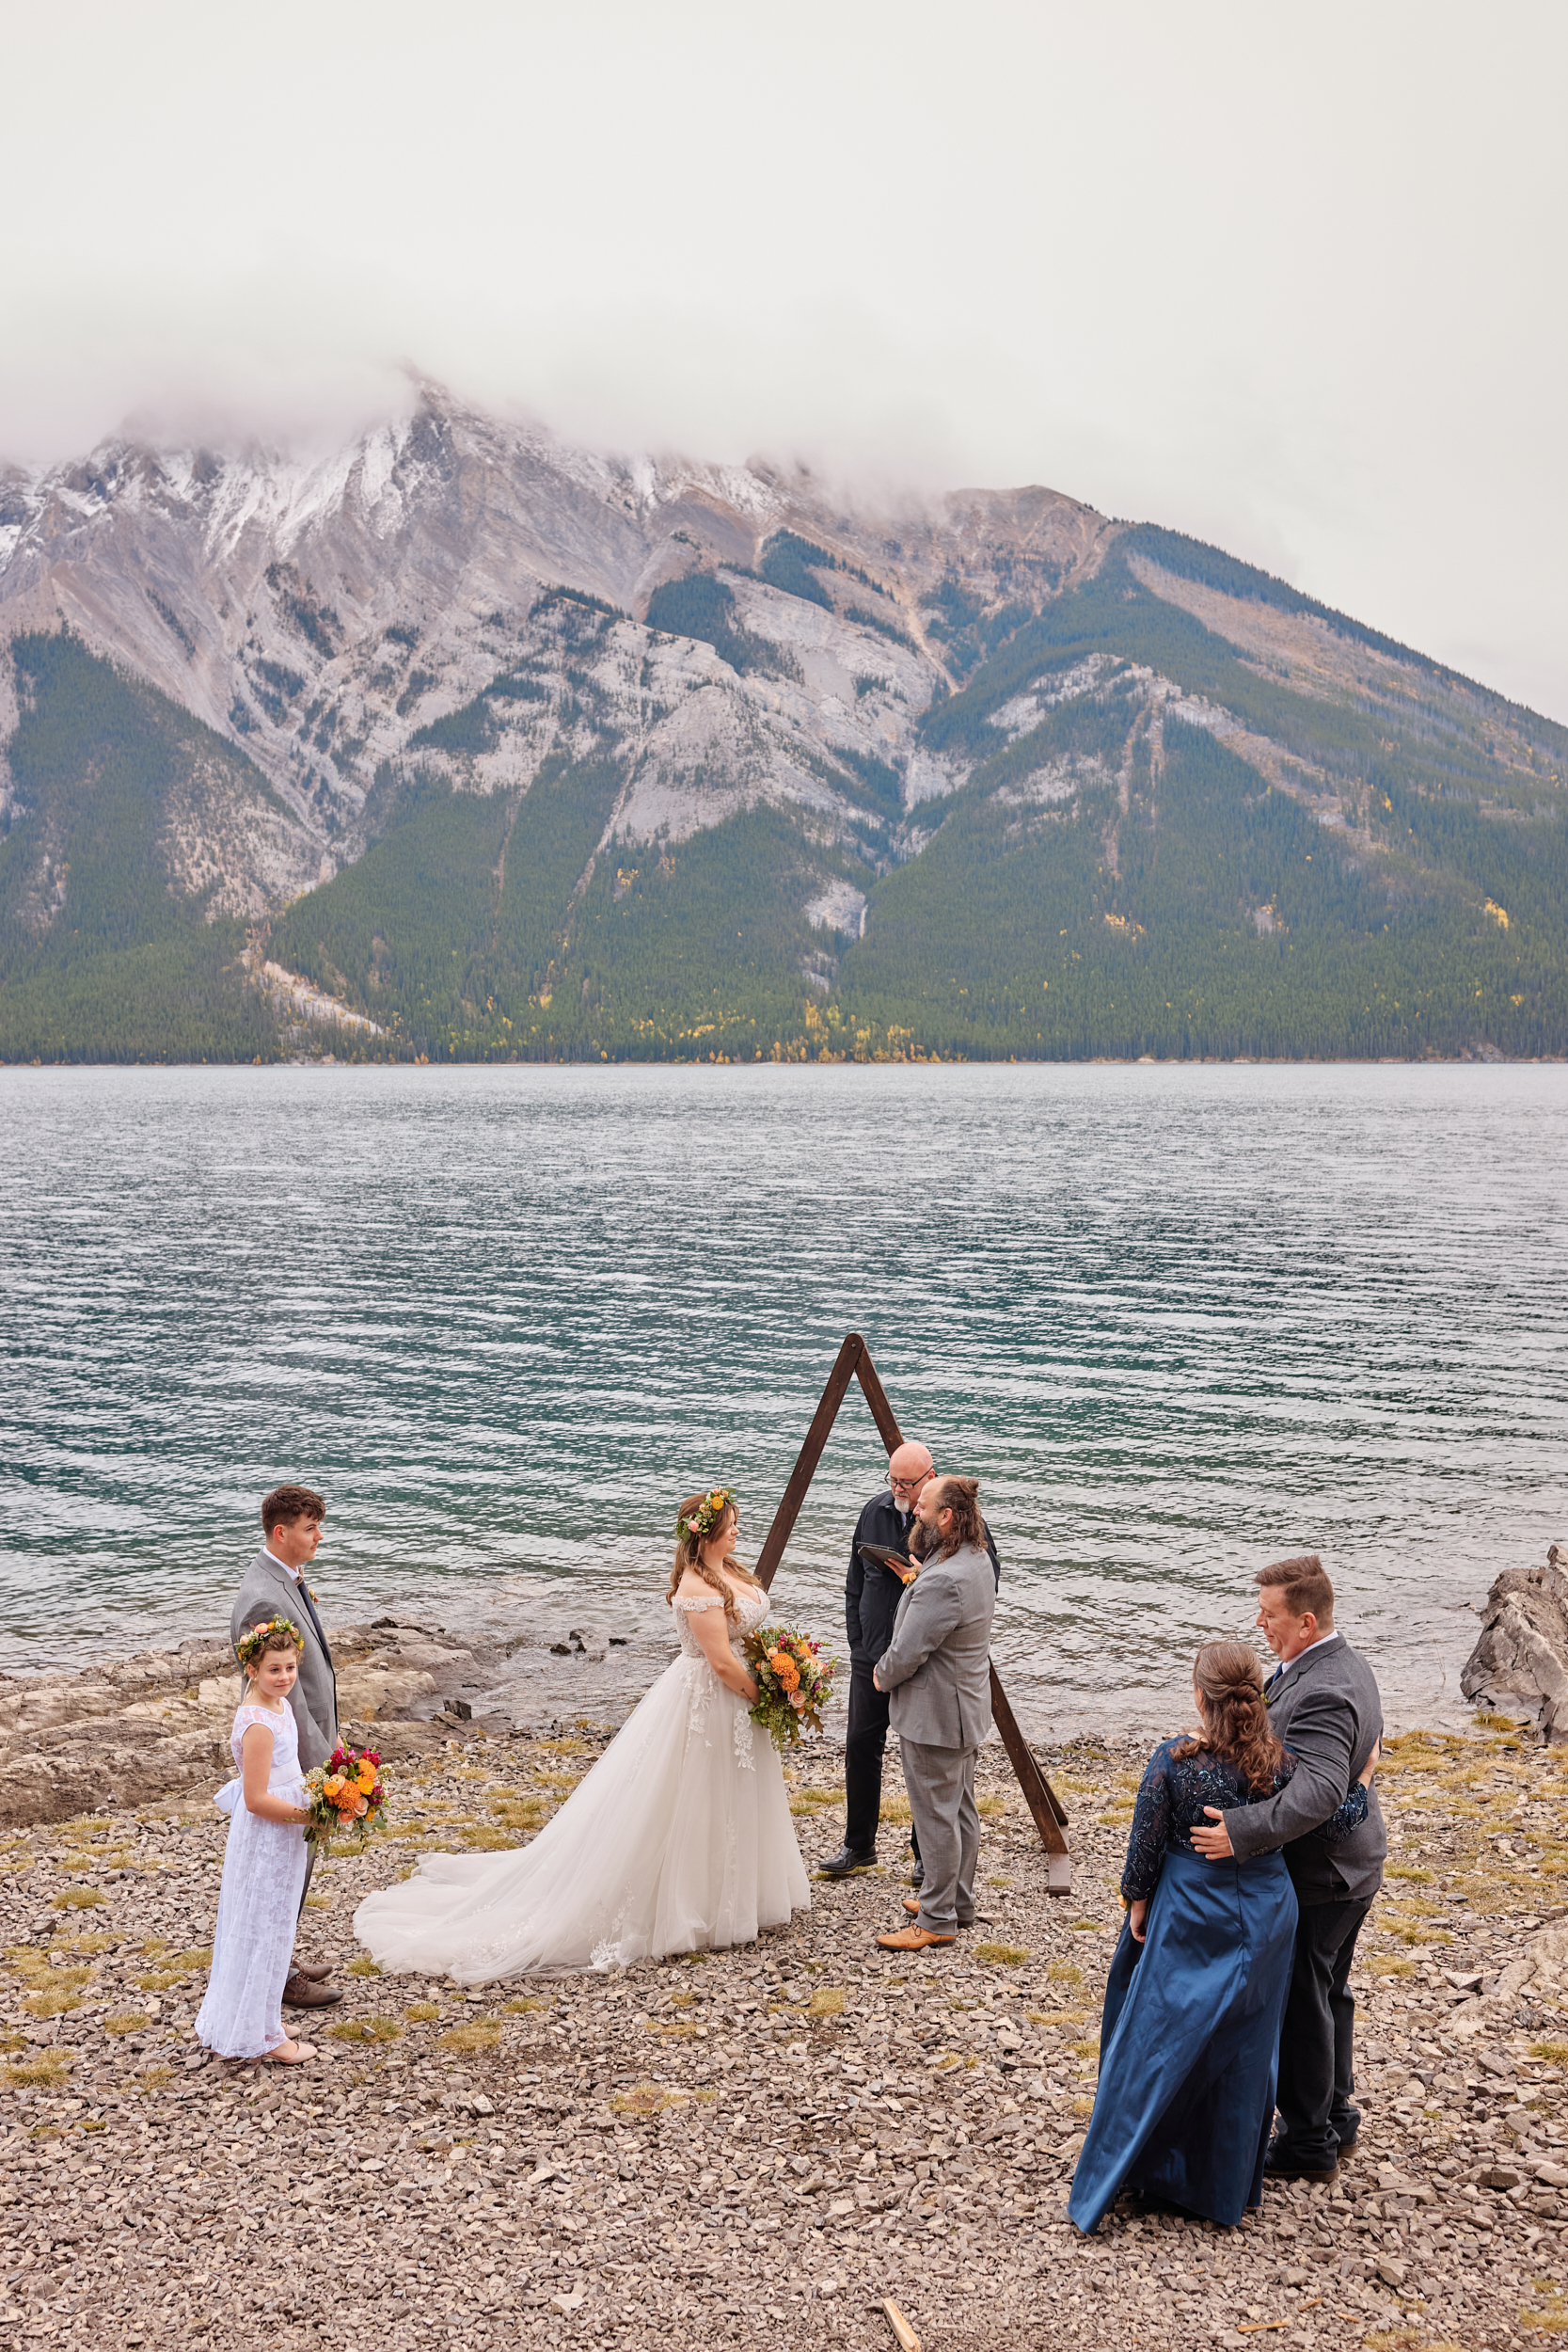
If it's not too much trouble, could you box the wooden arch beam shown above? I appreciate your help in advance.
[754,1332,1071,1894]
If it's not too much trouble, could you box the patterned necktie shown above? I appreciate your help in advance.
[292,1576,329,1657]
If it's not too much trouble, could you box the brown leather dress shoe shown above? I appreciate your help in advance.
[293,1962,333,1981]
[904,1896,974,1925]
[875,1924,955,1951]
[283,1974,343,2008]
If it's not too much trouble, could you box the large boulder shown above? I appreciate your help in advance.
[1462,1545,1568,1740]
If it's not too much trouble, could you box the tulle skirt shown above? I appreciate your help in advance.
[354,1654,811,1979]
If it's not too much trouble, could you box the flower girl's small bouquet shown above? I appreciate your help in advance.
[743,1627,838,1751]
[304,1741,389,1854]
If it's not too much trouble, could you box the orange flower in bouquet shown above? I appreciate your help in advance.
[744,1626,838,1750]
[304,1742,389,1854]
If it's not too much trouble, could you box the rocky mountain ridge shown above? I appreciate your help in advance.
[2,382,1564,1062]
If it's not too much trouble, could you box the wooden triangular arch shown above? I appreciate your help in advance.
[754,1332,1072,1895]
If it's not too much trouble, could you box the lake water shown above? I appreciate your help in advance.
[3,1062,1565,1740]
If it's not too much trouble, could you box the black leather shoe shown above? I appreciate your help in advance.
[819,1845,878,1877]
[909,1860,925,1889]
[1263,2142,1338,2183]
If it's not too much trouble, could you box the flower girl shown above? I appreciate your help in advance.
[195,1617,318,2065]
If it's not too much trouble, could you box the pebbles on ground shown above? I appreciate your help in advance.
[4,1657,1568,2352]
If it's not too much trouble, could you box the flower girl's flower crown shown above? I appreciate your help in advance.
[237,1615,304,1667]
[675,1488,736,1545]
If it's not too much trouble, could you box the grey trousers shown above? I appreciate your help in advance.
[899,1737,980,1933]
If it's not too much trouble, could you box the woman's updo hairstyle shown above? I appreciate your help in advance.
[927,1475,985,1559]
[1174,1640,1286,1794]
[666,1488,760,1620]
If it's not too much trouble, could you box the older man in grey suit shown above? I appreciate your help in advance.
[1192,1554,1386,2181]
[870,1476,997,1952]
[230,1482,342,2010]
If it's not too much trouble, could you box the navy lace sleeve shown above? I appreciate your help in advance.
[1323,1777,1370,1843]
[1120,1741,1178,1903]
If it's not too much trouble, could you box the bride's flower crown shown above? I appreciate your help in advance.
[237,1615,304,1667]
[676,1488,736,1546]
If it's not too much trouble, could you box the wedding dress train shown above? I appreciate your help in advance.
[354,1585,811,1979]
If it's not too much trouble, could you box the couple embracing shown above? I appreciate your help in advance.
[1070,1553,1386,2234]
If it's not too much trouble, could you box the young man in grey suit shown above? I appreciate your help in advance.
[230,1483,343,2010]
[1191,1554,1386,2180]
[869,1476,997,1953]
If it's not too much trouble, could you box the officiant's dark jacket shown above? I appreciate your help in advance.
[846,1489,1001,1669]
[1225,1631,1386,1906]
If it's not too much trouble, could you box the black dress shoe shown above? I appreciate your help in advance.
[819,1845,878,1877]
[1263,2142,1338,2183]
[909,1860,925,1889]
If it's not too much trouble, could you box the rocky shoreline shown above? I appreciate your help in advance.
[5,1599,1568,2352]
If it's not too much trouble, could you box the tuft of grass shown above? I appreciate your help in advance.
[1531,2042,1568,2064]
[0,2033,27,2053]
[4,2052,73,2087]
[1368,1957,1416,1979]
[487,1800,546,1830]
[974,1943,1029,1966]
[807,1987,847,2017]
[103,2011,152,2035]
[1069,1919,1107,1934]
[304,1895,330,1910]
[138,2066,174,2090]
[22,1991,83,2018]
[460,1827,517,1851]
[1048,1961,1083,1985]
[346,1957,382,1978]
[437,2019,502,2054]
[788,1790,839,1817]
[326,2016,403,2044]
[1070,2094,1096,2115]
[879,1795,913,1826]
[404,2002,441,2023]
[51,1889,105,1910]
[975,1796,1008,1820]
[501,1996,548,2015]
[1096,1807,1135,1827]
[611,2082,689,2115]
[1386,1865,1434,1883]
[645,2019,702,2038]
[1027,2008,1087,2027]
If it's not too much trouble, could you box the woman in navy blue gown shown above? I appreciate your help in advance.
[1069,1642,1375,2234]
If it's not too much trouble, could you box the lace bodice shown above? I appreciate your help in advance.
[1120,1738,1370,1901]
[230,1700,303,1794]
[671,1581,769,1661]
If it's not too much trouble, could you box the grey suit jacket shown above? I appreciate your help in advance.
[230,1548,339,1772]
[1225,1631,1386,1905]
[874,1540,995,1751]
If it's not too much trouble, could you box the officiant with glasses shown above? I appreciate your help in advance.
[820,1441,1001,1883]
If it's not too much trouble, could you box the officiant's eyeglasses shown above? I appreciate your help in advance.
[890,1472,931,1494]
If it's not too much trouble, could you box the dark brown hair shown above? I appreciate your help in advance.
[927,1476,985,1560]
[1255,1553,1335,1629]
[1174,1641,1287,1794]
[261,1484,325,1536]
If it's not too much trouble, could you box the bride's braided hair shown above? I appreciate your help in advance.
[1172,1640,1286,1794]
[667,1489,761,1622]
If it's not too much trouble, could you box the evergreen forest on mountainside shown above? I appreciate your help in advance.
[3,525,1566,1065]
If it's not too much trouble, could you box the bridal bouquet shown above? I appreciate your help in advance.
[304,1742,390,1854]
[744,1626,837,1751]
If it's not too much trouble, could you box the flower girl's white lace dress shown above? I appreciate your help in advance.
[354,1584,810,1979]
[195,1699,309,2058]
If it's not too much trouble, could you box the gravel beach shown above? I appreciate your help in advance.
[5,1642,1568,2352]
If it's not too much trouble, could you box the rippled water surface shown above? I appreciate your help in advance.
[4,1063,1565,1735]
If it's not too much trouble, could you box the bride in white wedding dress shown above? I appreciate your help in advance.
[353,1490,811,1979]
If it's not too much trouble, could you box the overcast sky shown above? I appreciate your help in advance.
[4,1,1564,719]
